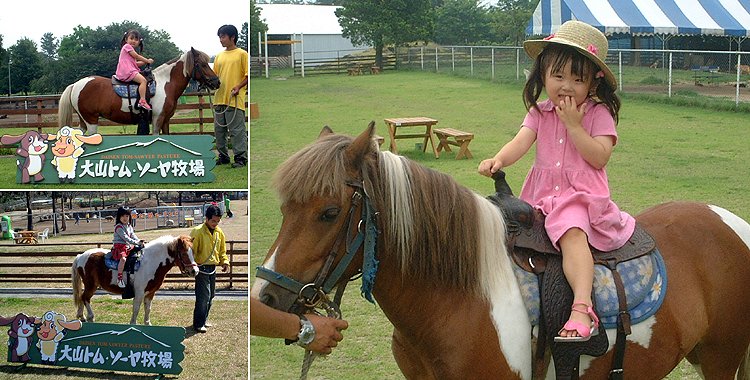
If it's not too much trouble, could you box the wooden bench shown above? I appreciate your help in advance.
[433,128,474,159]
[373,134,385,147]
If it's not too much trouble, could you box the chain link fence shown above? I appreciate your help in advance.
[396,45,750,105]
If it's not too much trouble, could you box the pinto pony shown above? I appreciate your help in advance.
[58,48,219,135]
[252,123,750,379]
[72,235,198,325]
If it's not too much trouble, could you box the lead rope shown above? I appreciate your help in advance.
[299,293,342,380]
[207,92,240,128]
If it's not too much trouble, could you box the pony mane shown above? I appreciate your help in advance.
[160,49,210,77]
[274,133,513,298]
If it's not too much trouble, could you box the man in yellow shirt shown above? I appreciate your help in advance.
[214,25,248,168]
[190,204,230,333]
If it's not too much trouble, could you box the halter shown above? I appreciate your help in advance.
[255,179,380,314]
[175,247,198,275]
[190,52,218,92]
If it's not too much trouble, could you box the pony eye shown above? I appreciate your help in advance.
[320,207,340,222]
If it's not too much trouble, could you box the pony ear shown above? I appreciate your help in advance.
[318,125,334,138]
[344,121,376,170]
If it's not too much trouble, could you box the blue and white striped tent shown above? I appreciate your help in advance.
[526,0,750,37]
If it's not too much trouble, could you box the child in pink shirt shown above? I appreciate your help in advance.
[478,21,635,342]
[115,30,154,110]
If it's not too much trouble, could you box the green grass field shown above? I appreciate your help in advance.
[250,70,750,379]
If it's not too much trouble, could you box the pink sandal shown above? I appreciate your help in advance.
[554,302,600,342]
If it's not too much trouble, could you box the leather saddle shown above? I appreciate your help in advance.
[487,171,657,380]
[103,249,142,273]
[111,76,156,99]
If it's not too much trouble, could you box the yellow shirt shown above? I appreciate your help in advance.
[214,48,248,108]
[190,224,229,266]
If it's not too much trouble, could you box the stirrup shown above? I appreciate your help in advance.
[554,302,600,343]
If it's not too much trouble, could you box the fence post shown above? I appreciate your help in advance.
[228,241,234,289]
[492,48,495,80]
[420,47,424,71]
[736,54,742,107]
[435,47,439,72]
[451,47,455,72]
[470,47,474,76]
[618,51,623,92]
[668,52,673,98]
[516,48,520,81]
[198,95,205,133]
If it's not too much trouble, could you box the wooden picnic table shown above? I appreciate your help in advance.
[16,230,38,245]
[384,117,439,158]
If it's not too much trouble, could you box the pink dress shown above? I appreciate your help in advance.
[115,44,139,82]
[518,99,635,252]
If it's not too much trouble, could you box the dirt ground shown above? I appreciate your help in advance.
[624,81,750,102]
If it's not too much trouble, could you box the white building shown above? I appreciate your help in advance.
[255,4,371,63]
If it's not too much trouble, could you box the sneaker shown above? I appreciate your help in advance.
[231,161,246,168]
[194,326,207,333]
[215,157,231,165]
[204,321,213,328]
[117,278,126,288]
[138,100,152,111]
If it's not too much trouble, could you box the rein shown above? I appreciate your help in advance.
[255,179,380,379]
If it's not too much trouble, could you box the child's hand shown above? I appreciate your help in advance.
[555,96,586,129]
[147,58,154,64]
[478,158,502,177]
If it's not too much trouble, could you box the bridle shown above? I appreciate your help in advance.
[189,52,219,91]
[174,246,198,275]
[255,179,379,380]
[255,179,380,316]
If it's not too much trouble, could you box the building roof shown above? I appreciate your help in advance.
[527,0,750,37]
[257,4,344,35]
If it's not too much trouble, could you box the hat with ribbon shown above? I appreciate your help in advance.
[523,20,616,88]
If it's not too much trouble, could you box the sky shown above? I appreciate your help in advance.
[0,0,249,57]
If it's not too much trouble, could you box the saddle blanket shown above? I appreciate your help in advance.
[103,251,141,272]
[113,81,156,99]
[513,249,667,329]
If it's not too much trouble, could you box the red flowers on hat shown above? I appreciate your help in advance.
[544,33,555,40]
[587,44,598,55]
[596,70,605,78]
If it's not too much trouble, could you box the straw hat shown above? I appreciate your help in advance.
[523,20,616,88]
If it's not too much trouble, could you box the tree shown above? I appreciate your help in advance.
[238,22,249,51]
[434,0,492,45]
[250,0,268,56]
[489,0,536,45]
[8,38,42,95]
[336,0,434,67]
[40,32,59,61]
[0,35,7,96]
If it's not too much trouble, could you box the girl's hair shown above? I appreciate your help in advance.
[120,29,144,52]
[115,207,131,225]
[217,25,238,44]
[523,44,620,124]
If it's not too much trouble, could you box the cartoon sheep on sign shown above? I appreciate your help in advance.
[48,126,102,183]
[35,311,82,364]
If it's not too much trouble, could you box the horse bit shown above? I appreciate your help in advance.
[255,179,379,379]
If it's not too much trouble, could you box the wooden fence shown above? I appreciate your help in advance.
[0,92,221,135]
[0,240,248,289]
[293,54,397,76]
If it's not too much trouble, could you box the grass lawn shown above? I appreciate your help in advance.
[250,70,749,379]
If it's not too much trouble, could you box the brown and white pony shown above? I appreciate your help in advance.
[72,235,198,325]
[252,123,750,379]
[58,48,219,135]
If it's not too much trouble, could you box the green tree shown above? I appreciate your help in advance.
[8,38,42,95]
[33,21,180,93]
[40,32,59,61]
[250,0,268,56]
[0,35,7,96]
[489,0,535,45]
[238,22,249,51]
[434,0,492,45]
[336,0,434,67]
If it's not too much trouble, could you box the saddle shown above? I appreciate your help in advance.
[487,171,659,380]
[111,76,157,99]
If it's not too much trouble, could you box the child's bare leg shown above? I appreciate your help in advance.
[117,258,126,278]
[132,73,147,100]
[558,227,594,338]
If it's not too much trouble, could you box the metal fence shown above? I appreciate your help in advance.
[2,204,215,237]
[396,46,750,105]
